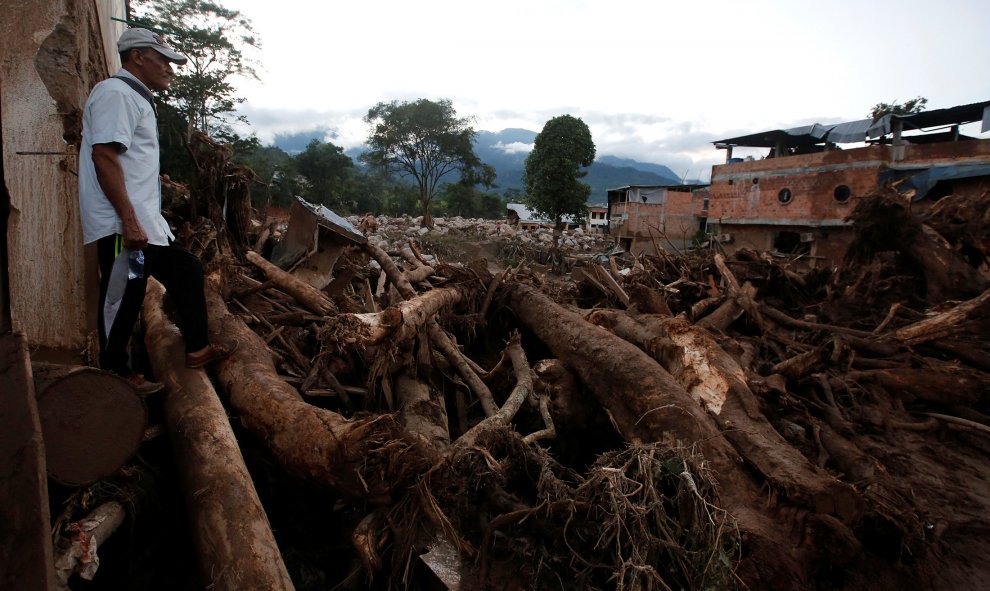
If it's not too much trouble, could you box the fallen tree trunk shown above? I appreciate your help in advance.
[245,250,335,315]
[887,286,990,346]
[587,310,859,519]
[143,279,295,590]
[505,282,859,588]
[205,273,412,501]
[396,370,450,459]
[843,367,989,405]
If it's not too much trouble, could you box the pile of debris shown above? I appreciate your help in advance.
[51,187,990,591]
[347,212,611,252]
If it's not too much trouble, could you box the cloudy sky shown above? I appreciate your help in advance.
[226,0,990,181]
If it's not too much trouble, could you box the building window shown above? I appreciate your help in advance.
[728,179,734,186]
[778,188,793,204]
[752,177,759,185]
[834,185,852,203]
[773,231,811,255]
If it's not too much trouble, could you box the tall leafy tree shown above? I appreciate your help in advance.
[295,139,353,207]
[869,96,928,122]
[362,98,494,228]
[132,0,259,139]
[523,115,596,229]
[437,183,505,219]
[236,144,300,208]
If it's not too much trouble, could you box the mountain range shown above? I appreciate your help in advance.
[273,128,700,203]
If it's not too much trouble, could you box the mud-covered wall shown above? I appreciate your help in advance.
[0,0,124,348]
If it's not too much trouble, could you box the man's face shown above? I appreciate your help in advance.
[133,48,175,92]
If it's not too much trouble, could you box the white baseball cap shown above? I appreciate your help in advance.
[118,28,188,65]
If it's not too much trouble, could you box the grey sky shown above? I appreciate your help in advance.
[228,0,990,180]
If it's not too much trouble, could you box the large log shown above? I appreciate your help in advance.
[245,250,335,315]
[143,280,294,590]
[588,310,859,518]
[32,363,147,486]
[378,287,462,345]
[396,370,450,458]
[887,286,990,346]
[844,367,989,405]
[204,273,410,501]
[504,282,858,588]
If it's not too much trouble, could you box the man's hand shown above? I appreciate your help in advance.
[92,142,147,249]
[121,218,149,250]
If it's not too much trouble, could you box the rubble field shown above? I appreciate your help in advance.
[49,184,990,591]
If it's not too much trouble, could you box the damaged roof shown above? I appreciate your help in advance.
[714,99,990,149]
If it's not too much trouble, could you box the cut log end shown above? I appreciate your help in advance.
[36,368,148,486]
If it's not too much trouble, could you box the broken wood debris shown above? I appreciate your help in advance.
[52,184,990,590]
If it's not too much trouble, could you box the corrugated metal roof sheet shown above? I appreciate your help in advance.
[713,100,990,148]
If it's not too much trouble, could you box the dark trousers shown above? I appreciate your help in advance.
[96,235,209,375]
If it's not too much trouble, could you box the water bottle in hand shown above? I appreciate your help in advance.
[128,249,145,280]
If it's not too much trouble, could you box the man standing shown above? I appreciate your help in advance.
[79,28,235,392]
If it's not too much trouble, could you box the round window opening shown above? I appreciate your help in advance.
[834,185,852,203]
[778,188,793,204]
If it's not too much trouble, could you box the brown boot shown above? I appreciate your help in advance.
[126,373,165,395]
[185,339,239,368]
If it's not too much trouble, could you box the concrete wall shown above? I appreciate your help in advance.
[0,0,124,348]
[587,207,607,232]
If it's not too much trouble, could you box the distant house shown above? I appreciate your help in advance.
[707,100,990,267]
[586,203,608,233]
[606,185,710,254]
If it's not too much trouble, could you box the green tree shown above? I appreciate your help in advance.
[869,96,928,122]
[523,115,596,230]
[235,144,300,208]
[295,139,354,207]
[133,0,259,139]
[362,98,494,228]
[437,183,504,219]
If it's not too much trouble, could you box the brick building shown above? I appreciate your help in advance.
[606,184,709,254]
[707,100,990,267]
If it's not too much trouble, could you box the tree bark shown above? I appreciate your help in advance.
[245,250,335,315]
[589,310,859,519]
[505,283,858,588]
[204,274,409,501]
[143,280,295,590]
[888,286,990,346]
[396,370,450,459]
